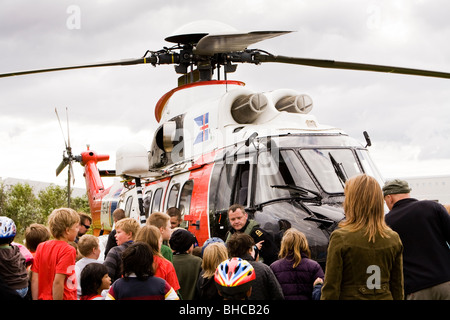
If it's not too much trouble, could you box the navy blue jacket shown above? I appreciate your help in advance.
[385,198,450,295]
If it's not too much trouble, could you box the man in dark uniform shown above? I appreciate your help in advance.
[383,179,450,300]
[225,204,279,265]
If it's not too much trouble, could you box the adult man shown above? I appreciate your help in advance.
[167,207,182,229]
[75,212,92,243]
[226,204,278,265]
[383,179,450,300]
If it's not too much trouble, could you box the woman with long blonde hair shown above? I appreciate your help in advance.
[321,174,404,300]
[340,173,391,242]
[270,228,324,300]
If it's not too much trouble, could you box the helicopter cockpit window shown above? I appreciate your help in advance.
[300,148,362,193]
[255,150,318,204]
[356,149,385,186]
[151,188,163,213]
[167,183,180,209]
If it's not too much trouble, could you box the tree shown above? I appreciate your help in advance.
[4,183,41,234]
[0,182,7,216]
[37,185,69,223]
[0,182,90,236]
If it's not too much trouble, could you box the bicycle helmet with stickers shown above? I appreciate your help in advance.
[214,257,255,299]
[0,216,17,241]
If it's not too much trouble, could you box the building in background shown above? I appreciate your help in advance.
[397,175,450,205]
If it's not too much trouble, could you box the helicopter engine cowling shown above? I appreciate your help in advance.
[275,94,313,114]
[231,93,268,124]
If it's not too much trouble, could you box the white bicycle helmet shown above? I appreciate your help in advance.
[0,216,17,239]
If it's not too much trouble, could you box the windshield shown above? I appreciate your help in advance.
[300,148,364,193]
[255,145,384,204]
[255,150,319,204]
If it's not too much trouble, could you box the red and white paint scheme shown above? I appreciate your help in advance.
[80,79,383,264]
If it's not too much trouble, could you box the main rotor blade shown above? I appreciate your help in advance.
[0,57,151,78]
[257,54,450,79]
[195,31,291,55]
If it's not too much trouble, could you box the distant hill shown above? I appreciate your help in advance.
[0,177,86,198]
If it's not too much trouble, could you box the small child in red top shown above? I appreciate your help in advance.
[31,208,80,300]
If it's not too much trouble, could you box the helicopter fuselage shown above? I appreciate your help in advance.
[81,80,384,265]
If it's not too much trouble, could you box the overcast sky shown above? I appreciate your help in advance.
[1,0,450,190]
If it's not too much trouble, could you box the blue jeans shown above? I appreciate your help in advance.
[16,287,28,298]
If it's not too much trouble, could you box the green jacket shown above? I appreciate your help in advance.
[321,227,404,300]
[225,219,260,242]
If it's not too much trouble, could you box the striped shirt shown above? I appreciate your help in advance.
[106,274,179,300]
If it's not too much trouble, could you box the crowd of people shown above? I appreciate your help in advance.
[0,174,449,301]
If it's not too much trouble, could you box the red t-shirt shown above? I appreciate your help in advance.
[31,240,77,300]
[153,255,180,292]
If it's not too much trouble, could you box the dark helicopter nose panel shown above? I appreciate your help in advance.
[252,201,336,267]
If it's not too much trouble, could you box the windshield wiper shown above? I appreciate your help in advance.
[270,184,322,199]
[328,152,347,186]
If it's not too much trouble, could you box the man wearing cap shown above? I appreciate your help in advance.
[383,179,450,300]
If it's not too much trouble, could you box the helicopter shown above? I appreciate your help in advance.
[2,21,450,266]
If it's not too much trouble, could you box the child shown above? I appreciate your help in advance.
[197,242,228,300]
[169,228,202,300]
[270,228,324,300]
[79,263,111,300]
[75,234,102,298]
[31,208,80,300]
[214,258,256,300]
[103,217,140,283]
[147,212,173,261]
[135,225,180,293]
[106,242,179,300]
[0,216,29,298]
[24,223,51,259]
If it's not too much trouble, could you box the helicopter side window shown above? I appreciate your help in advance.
[167,183,180,209]
[151,188,163,213]
[235,162,250,206]
[214,163,236,212]
[143,190,152,219]
[179,180,193,216]
[124,195,133,218]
